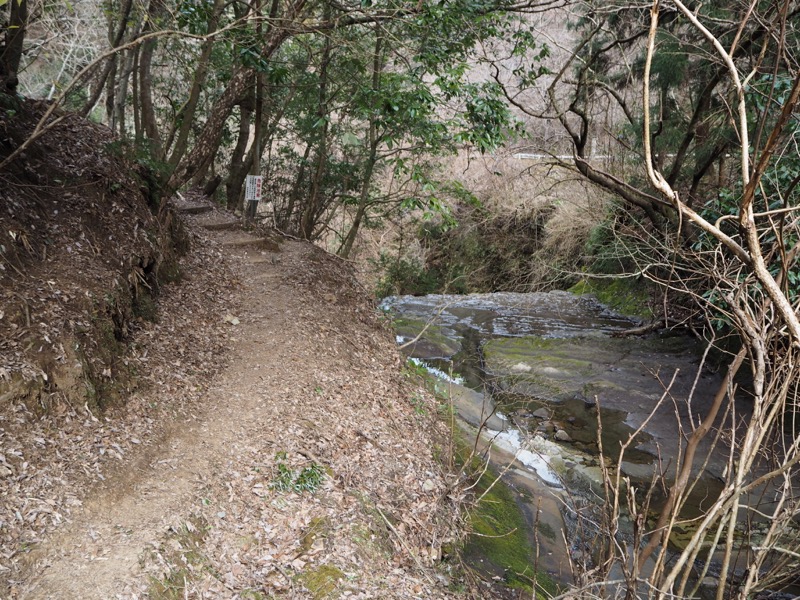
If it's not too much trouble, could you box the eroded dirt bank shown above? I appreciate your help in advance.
[2,195,464,598]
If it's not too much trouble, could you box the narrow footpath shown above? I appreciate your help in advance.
[7,195,461,599]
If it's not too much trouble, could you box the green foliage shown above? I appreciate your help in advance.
[455,82,521,153]
[409,392,428,415]
[583,218,638,275]
[420,205,554,293]
[176,0,216,34]
[402,358,430,379]
[104,140,170,208]
[694,73,800,317]
[62,86,88,112]
[250,0,547,243]
[373,252,442,298]
[270,453,325,493]
[648,33,689,89]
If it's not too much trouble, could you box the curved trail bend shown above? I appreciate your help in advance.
[11,199,457,599]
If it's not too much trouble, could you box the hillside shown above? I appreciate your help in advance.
[1,98,187,410]
[1,103,467,598]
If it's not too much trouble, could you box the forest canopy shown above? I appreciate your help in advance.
[2,0,800,597]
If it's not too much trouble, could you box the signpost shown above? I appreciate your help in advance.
[245,175,263,202]
[244,175,263,221]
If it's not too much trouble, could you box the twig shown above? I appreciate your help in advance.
[398,300,455,350]
[375,505,436,584]
[611,317,666,337]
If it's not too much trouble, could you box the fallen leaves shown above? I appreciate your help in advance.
[2,190,468,599]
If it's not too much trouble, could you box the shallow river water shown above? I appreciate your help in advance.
[383,291,746,587]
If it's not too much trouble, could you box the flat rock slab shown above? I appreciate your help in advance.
[483,334,707,405]
[445,382,507,431]
[383,291,638,338]
[482,333,744,480]
[392,317,461,359]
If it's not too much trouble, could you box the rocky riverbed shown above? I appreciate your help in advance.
[383,291,755,588]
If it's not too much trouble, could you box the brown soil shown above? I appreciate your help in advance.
[0,105,469,598]
[3,193,467,598]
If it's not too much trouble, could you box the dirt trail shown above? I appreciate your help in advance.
[9,198,459,599]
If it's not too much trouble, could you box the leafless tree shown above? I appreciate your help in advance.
[516,1,800,598]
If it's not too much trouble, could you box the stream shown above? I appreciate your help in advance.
[382,291,748,590]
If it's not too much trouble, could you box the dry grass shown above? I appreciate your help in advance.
[352,148,610,294]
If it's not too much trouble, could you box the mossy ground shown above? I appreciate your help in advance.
[146,516,211,600]
[483,337,595,373]
[482,337,596,399]
[454,435,559,595]
[297,564,344,599]
[300,516,330,553]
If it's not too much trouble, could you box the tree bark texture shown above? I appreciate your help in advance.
[166,0,308,194]
[1,0,27,93]
[225,96,255,211]
[166,0,226,169]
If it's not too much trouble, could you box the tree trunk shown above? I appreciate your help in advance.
[280,143,312,232]
[166,0,225,169]
[190,150,216,187]
[138,36,162,157]
[168,67,250,192]
[80,0,134,118]
[166,0,305,195]
[299,8,333,240]
[104,55,118,127]
[226,99,255,211]
[339,28,384,259]
[1,0,27,93]
[131,46,140,137]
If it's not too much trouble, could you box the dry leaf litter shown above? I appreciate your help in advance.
[1,107,471,599]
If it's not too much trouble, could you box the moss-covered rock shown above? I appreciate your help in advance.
[462,466,558,594]
[482,333,703,405]
[482,336,600,399]
[568,278,653,320]
[392,317,461,358]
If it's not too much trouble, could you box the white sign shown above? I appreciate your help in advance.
[245,175,263,201]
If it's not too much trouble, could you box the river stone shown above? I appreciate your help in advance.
[620,460,657,481]
[554,429,572,442]
[444,383,506,431]
[537,421,555,433]
[699,577,721,600]
[531,407,551,419]
[568,463,606,495]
